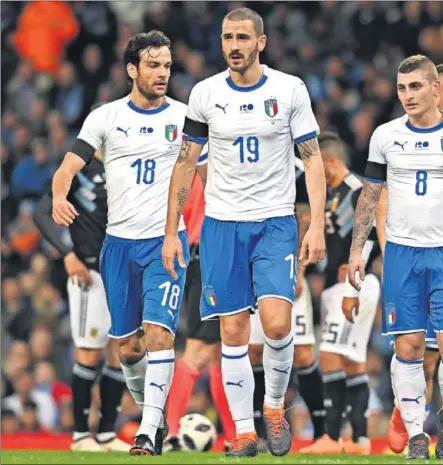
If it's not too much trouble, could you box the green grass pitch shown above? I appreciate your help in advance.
[1,451,435,465]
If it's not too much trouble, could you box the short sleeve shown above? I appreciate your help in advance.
[290,79,320,145]
[77,107,105,152]
[197,143,209,166]
[364,127,387,182]
[183,83,209,145]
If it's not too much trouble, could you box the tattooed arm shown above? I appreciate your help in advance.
[163,140,203,279]
[347,179,384,289]
[296,137,326,264]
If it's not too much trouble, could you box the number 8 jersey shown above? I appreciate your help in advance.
[365,115,443,247]
[76,96,206,239]
[184,65,319,221]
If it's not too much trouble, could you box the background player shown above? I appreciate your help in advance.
[165,171,236,449]
[384,61,443,456]
[162,7,326,458]
[34,150,128,452]
[248,157,325,448]
[300,132,381,455]
[51,31,196,456]
[348,55,443,460]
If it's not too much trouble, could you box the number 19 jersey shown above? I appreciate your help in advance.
[185,65,319,221]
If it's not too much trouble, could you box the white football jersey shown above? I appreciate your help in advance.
[368,114,443,247]
[186,65,319,221]
[78,96,205,239]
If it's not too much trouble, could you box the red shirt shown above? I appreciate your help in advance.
[182,175,204,245]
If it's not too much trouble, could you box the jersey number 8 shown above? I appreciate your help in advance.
[131,158,156,185]
[233,136,260,163]
[415,170,427,196]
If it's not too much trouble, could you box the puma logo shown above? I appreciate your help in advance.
[401,395,423,405]
[226,380,243,388]
[150,382,166,392]
[129,388,144,395]
[215,103,228,114]
[273,367,291,374]
[393,141,407,151]
[116,126,130,137]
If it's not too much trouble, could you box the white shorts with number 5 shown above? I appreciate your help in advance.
[249,279,315,345]
[319,273,380,363]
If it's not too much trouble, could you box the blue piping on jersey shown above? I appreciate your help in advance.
[405,119,443,133]
[127,100,170,115]
[365,176,385,184]
[226,74,268,92]
[294,130,318,145]
[198,153,208,163]
[183,134,207,145]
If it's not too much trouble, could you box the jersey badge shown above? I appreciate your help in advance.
[203,286,217,307]
[165,124,178,142]
[264,98,278,117]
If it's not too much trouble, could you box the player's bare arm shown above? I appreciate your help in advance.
[163,140,203,279]
[52,152,85,227]
[295,202,310,295]
[375,184,388,257]
[196,163,208,187]
[297,137,326,265]
[348,179,383,290]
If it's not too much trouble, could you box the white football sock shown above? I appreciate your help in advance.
[221,343,255,435]
[391,355,426,439]
[120,354,148,409]
[137,349,174,440]
[263,332,294,409]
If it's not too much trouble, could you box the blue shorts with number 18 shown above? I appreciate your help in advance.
[100,232,189,338]
[200,215,298,320]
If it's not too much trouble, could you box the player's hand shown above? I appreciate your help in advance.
[299,225,326,266]
[64,252,92,287]
[342,296,360,323]
[348,253,366,291]
[53,198,79,226]
[162,234,186,280]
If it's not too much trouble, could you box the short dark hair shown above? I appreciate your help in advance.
[123,31,171,80]
[318,131,349,164]
[437,63,443,74]
[398,55,438,81]
[223,8,264,36]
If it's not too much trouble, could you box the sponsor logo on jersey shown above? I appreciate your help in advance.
[393,140,407,151]
[415,141,429,150]
[203,286,217,306]
[240,103,254,113]
[215,103,228,114]
[90,328,98,337]
[140,126,154,135]
[264,98,278,117]
[387,311,396,325]
[165,124,178,142]
[116,126,130,137]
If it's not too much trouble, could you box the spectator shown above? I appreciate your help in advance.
[34,361,72,407]
[11,139,55,200]
[1,409,21,434]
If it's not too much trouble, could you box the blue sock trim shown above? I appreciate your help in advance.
[222,350,248,360]
[395,355,423,365]
[265,336,294,351]
[148,358,175,364]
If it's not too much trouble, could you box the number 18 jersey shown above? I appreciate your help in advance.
[185,65,319,221]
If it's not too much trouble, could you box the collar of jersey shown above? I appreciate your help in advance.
[127,99,170,115]
[405,118,443,133]
[226,68,268,92]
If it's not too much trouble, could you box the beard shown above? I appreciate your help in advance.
[224,44,259,75]
[135,78,167,101]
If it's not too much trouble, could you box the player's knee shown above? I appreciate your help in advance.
[76,348,103,367]
[395,333,425,360]
[182,340,216,371]
[118,333,146,365]
[220,314,250,346]
[262,319,291,341]
[294,345,315,368]
[249,344,264,365]
[319,351,344,373]
[144,324,174,352]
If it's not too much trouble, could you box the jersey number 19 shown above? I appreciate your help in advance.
[233,136,260,163]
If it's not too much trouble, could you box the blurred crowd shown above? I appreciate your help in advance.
[2,0,443,437]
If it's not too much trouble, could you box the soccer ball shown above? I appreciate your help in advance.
[179,413,217,452]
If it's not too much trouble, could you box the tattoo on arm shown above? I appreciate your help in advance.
[297,137,320,161]
[177,141,191,163]
[176,187,190,225]
[350,180,383,254]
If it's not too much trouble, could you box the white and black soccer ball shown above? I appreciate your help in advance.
[178,413,217,452]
